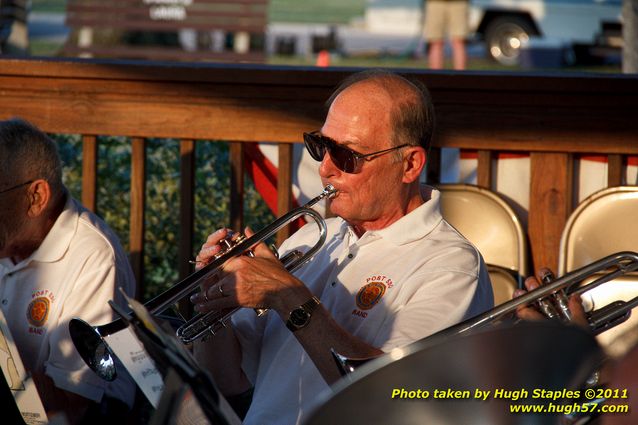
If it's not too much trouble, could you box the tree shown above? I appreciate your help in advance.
[54,135,274,301]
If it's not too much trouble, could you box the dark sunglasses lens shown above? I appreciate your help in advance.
[329,143,357,173]
[303,133,359,173]
[303,134,325,161]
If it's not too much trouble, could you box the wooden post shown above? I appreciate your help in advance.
[528,152,573,274]
[130,137,146,298]
[178,139,196,318]
[477,150,493,189]
[607,154,624,187]
[426,147,441,184]
[230,142,245,232]
[179,139,196,279]
[81,135,98,212]
[277,143,293,246]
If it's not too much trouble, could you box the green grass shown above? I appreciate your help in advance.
[269,54,431,69]
[30,39,64,57]
[269,0,366,24]
[269,53,621,74]
[31,0,67,13]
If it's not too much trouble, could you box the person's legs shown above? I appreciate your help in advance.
[428,40,445,69]
[451,38,467,70]
[424,0,446,69]
[448,0,469,70]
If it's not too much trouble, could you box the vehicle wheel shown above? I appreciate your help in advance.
[485,16,535,66]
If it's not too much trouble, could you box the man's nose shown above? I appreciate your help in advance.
[318,152,339,178]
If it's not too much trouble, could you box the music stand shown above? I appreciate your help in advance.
[0,368,26,425]
[0,308,48,425]
[109,292,240,425]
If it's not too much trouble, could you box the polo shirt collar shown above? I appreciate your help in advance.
[336,218,356,242]
[376,185,442,245]
[339,185,443,246]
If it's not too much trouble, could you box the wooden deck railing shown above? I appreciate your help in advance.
[1,58,637,297]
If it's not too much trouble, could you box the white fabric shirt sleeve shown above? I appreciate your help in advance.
[44,248,122,402]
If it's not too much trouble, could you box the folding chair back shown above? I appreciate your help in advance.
[559,186,638,354]
[437,184,528,305]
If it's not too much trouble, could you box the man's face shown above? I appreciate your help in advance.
[0,179,30,258]
[318,81,408,231]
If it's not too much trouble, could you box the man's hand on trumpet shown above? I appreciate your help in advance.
[190,227,314,323]
[513,267,589,328]
[190,223,386,386]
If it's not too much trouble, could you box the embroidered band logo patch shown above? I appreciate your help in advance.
[27,297,50,328]
[356,281,386,310]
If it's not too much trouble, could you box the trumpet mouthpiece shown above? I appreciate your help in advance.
[324,184,338,199]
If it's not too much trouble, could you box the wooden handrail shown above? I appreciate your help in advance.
[1,58,637,295]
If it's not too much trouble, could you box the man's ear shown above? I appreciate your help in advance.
[27,179,51,218]
[402,147,427,184]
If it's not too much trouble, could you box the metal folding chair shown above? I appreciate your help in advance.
[437,184,528,306]
[559,186,638,354]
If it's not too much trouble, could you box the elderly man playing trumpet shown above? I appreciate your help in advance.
[190,70,494,424]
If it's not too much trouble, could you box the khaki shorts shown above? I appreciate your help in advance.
[423,0,469,41]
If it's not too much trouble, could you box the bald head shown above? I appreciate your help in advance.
[326,70,435,152]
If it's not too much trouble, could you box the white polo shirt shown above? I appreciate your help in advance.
[233,186,494,425]
[0,195,136,405]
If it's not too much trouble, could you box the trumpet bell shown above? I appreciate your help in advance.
[69,318,117,381]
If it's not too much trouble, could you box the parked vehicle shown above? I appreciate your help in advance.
[364,0,623,66]
[468,0,623,65]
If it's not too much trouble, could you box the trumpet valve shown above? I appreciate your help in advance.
[215,232,246,259]
[553,290,573,321]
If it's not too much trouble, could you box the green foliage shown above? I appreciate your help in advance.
[53,135,274,301]
[54,133,82,197]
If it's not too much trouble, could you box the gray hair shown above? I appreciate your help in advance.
[0,118,64,198]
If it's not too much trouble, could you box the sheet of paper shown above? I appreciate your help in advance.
[106,327,164,408]
[0,308,48,424]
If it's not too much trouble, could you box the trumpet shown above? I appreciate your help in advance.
[70,184,338,381]
[334,251,638,375]
[175,239,306,344]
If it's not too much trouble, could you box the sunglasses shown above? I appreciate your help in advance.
[0,180,33,196]
[303,131,408,174]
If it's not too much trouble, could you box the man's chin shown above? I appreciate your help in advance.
[0,238,15,259]
[328,201,347,219]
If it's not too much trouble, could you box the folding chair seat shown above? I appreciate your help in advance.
[558,186,638,354]
[437,184,528,306]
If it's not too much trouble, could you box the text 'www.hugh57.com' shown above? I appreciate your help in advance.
[390,387,630,416]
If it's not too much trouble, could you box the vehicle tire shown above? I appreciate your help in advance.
[485,16,535,66]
